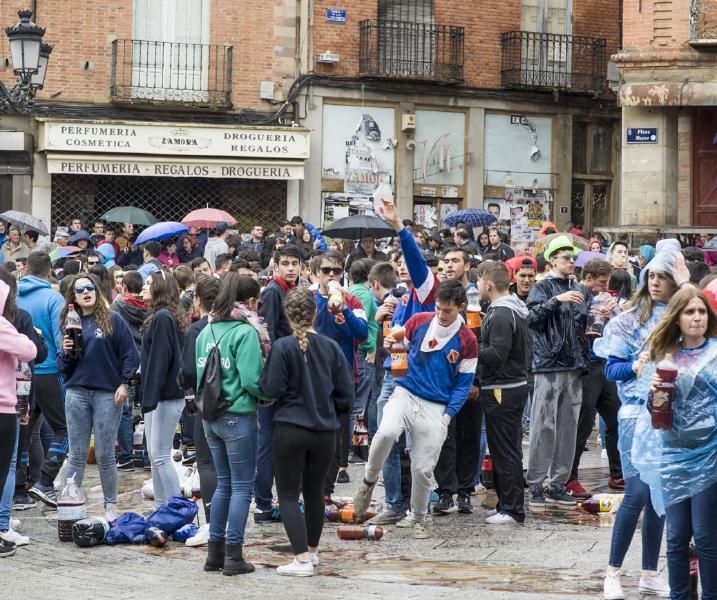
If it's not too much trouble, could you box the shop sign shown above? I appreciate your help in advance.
[626,127,658,144]
[46,155,304,179]
[38,120,311,159]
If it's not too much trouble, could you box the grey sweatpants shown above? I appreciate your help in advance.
[526,370,582,488]
[364,386,448,522]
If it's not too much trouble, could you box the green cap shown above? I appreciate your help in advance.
[544,235,579,261]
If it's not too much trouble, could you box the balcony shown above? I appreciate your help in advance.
[110,39,232,110]
[689,0,717,47]
[501,31,607,95]
[358,20,464,83]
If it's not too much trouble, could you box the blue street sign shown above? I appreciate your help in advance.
[326,9,347,23]
[626,127,658,144]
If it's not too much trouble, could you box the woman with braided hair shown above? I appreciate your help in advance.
[260,287,354,577]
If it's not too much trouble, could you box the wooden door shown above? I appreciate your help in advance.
[692,108,717,226]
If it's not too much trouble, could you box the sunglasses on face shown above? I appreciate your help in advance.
[320,266,343,276]
[557,253,576,262]
[74,284,96,294]
[87,260,99,265]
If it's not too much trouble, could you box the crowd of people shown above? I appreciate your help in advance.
[0,203,715,599]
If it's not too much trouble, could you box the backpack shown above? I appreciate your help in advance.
[196,324,239,422]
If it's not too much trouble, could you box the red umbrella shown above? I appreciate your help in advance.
[181,208,236,229]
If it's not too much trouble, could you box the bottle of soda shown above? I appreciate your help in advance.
[327,281,343,314]
[57,474,86,542]
[650,354,678,430]
[15,360,32,425]
[580,493,624,514]
[389,325,408,378]
[64,303,84,360]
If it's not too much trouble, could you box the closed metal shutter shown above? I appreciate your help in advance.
[50,174,287,232]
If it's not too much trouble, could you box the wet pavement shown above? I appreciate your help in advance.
[3,438,662,600]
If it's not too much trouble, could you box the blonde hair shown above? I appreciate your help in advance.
[284,287,316,356]
[646,287,717,360]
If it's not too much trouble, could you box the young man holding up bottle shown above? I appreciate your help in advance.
[354,279,478,540]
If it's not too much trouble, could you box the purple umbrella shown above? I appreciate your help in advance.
[575,251,606,268]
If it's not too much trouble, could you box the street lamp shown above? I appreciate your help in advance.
[0,10,52,114]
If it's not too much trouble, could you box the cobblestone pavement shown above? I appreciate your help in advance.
[3,439,661,600]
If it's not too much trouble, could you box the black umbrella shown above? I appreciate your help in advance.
[101,206,158,226]
[323,214,396,240]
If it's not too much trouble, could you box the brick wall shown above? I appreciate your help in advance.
[0,0,297,110]
[313,0,619,89]
[622,0,692,49]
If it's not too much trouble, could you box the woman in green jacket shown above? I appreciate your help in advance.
[195,273,268,576]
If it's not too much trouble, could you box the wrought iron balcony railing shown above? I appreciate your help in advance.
[501,31,607,94]
[359,19,464,83]
[689,0,717,43]
[110,39,232,109]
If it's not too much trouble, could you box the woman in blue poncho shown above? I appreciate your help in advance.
[594,239,690,600]
[633,287,717,600]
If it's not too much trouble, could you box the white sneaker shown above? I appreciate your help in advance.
[639,572,670,597]
[603,571,625,600]
[395,512,416,528]
[601,449,608,459]
[276,558,314,577]
[307,552,319,567]
[485,509,497,517]
[0,529,29,547]
[10,519,20,530]
[411,521,430,539]
[485,512,518,525]
[104,503,119,523]
[475,483,487,494]
[185,523,210,547]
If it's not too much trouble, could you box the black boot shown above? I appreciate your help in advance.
[223,543,255,576]
[204,540,225,572]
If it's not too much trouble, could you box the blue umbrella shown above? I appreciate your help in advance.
[575,250,606,268]
[136,221,188,245]
[442,208,497,228]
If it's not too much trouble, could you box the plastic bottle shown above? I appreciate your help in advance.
[64,303,84,359]
[133,421,145,468]
[326,504,379,523]
[336,524,384,541]
[389,325,408,378]
[57,474,86,542]
[580,493,624,514]
[15,360,32,425]
[650,354,678,430]
[146,527,168,547]
[72,517,110,547]
[327,281,343,314]
[465,286,482,335]
[586,293,608,337]
[481,455,494,489]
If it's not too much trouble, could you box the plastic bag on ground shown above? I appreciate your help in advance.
[144,495,198,535]
[106,512,146,545]
[72,517,110,547]
[172,523,199,542]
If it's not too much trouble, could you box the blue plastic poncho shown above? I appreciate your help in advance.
[631,339,717,516]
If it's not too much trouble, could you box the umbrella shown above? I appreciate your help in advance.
[323,214,396,240]
[49,246,82,262]
[136,222,189,245]
[182,208,236,229]
[575,250,607,268]
[102,206,158,226]
[442,209,497,229]
[535,231,590,251]
[0,210,49,236]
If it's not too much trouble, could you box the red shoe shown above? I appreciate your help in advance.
[565,480,591,499]
[608,477,625,490]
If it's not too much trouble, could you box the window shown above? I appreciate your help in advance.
[377,0,435,77]
[520,0,572,85]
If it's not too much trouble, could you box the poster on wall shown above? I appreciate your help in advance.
[321,192,375,230]
[414,203,438,230]
[504,188,552,250]
[412,110,466,186]
[322,105,396,196]
[483,199,511,238]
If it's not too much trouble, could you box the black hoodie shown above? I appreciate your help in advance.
[111,294,148,350]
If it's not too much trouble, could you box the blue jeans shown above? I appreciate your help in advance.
[376,373,403,512]
[475,419,488,485]
[0,419,20,531]
[203,413,257,545]
[144,398,184,509]
[254,404,275,512]
[117,402,133,463]
[608,475,664,570]
[64,387,123,506]
[665,482,717,600]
